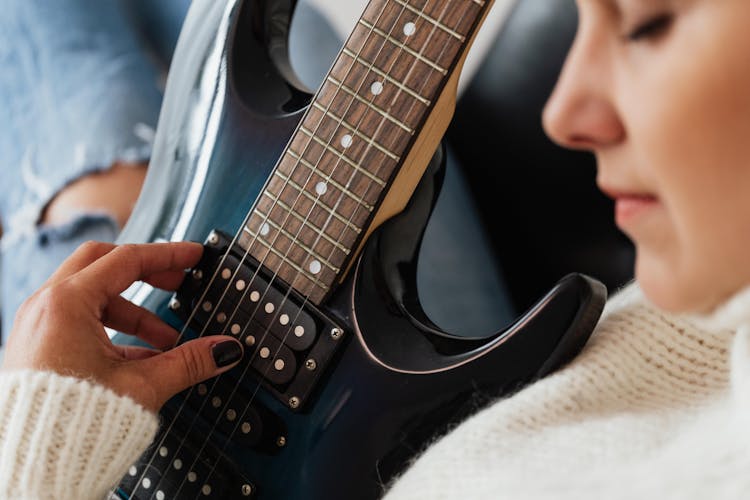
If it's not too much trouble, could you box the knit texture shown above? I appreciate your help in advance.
[384,282,750,499]
[0,370,158,500]
[2,281,750,499]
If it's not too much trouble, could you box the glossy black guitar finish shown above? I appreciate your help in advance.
[114,1,607,498]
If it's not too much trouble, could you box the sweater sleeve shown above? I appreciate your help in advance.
[0,370,159,500]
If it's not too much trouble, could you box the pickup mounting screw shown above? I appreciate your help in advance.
[330,327,343,340]
[305,359,317,371]
[288,396,300,409]
[276,436,287,447]
[241,484,253,496]
[168,298,181,311]
[207,231,219,245]
[191,269,203,280]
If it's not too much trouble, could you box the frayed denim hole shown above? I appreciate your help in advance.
[36,213,119,248]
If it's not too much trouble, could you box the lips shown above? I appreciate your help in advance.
[599,186,661,229]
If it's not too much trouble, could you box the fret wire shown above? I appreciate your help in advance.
[340,48,431,107]
[233,0,398,307]
[146,1,449,497]
[298,123,391,184]
[254,205,351,255]
[312,101,402,161]
[193,3,486,497]
[242,227,331,288]
[248,215,341,273]
[357,18,448,75]
[286,149,375,211]
[265,178,363,234]
[327,75,415,134]
[389,0,465,42]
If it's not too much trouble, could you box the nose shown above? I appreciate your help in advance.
[542,20,625,151]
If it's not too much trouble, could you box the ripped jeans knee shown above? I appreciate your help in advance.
[0,212,119,342]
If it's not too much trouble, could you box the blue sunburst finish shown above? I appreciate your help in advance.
[114,1,606,498]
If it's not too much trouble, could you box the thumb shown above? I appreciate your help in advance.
[134,336,244,409]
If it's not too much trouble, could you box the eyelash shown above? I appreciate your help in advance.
[627,14,673,41]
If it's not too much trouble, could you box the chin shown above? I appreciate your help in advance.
[633,253,721,314]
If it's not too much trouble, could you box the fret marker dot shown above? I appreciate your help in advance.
[265,302,275,313]
[274,359,285,371]
[231,324,241,335]
[246,335,256,347]
[315,181,328,195]
[227,409,237,421]
[279,313,290,325]
[202,485,212,496]
[221,268,231,280]
[197,384,208,396]
[294,325,305,337]
[202,301,213,312]
[403,21,416,36]
[241,422,252,434]
[129,466,137,477]
[159,446,168,457]
[340,134,353,149]
[188,472,197,483]
[309,260,322,275]
[156,491,165,500]
[212,396,222,408]
[236,279,246,291]
[260,222,270,236]
[250,291,260,302]
[173,459,183,470]
[142,478,151,489]
[260,347,271,359]
[371,81,384,95]
[216,312,227,324]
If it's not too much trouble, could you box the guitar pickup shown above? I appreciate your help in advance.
[243,321,297,386]
[115,420,256,499]
[185,377,287,454]
[171,230,347,410]
[180,250,317,352]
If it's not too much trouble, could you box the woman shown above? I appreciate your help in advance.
[4,0,750,498]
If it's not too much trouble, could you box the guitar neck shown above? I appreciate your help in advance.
[239,0,492,304]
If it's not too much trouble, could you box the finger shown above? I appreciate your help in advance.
[130,336,243,407]
[73,242,203,305]
[143,269,189,291]
[45,241,116,287]
[102,297,179,349]
[113,344,161,361]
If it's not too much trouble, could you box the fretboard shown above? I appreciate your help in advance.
[239,0,490,304]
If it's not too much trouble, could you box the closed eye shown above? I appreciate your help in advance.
[627,14,673,41]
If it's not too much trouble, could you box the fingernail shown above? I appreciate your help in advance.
[211,340,243,368]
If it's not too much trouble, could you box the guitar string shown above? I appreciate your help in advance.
[191,0,475,497]
[130,0,399,496]
[121,0,327,494]
[130,0,475,494]
[169,0,433,496]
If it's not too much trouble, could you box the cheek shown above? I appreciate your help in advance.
[620,13,750,311]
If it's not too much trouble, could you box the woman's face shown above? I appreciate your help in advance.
[543,0,750,313]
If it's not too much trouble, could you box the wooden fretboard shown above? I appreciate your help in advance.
[238,0,490,304]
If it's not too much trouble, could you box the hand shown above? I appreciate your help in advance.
[2,241,244,412]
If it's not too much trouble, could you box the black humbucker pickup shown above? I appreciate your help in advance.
[116,419,256,499]
[184,378,287,453]
[170,230,346,410]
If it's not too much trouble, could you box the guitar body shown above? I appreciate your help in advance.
[115,1,606,498]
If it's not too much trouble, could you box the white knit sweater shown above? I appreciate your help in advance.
[0,371,157,499]
[2,281,750,499]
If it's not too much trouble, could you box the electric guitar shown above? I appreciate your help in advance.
[112,0,606,498]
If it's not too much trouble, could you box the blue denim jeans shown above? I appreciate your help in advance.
[0,0,190,339]
[0,0,512,342]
